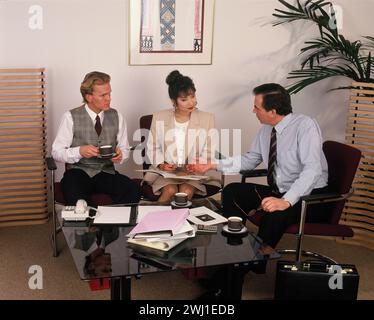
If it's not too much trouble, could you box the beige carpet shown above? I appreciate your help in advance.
[0,222,373,300]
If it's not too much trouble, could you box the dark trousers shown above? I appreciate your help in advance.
[222,183,331,248]
[61,169,142,206]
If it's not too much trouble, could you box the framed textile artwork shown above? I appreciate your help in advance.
[129,0,215,65]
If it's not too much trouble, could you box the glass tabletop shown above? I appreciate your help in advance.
[60,205,280,281]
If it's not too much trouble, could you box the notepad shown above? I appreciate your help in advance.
[94,206,132,224]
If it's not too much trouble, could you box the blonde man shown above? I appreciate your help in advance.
[52,71,141,205]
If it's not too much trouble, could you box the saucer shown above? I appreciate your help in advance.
[98,153,116,159]
[171,200,192,208]
[222,225,248,235]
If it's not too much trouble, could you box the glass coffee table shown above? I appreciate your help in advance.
[59,204,280,300]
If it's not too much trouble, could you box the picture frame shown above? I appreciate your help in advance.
[129,0,215,65]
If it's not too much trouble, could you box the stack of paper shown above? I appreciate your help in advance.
[131,242,194,265]
[127,208,196,252]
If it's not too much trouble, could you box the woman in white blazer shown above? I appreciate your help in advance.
[143,70,219,204]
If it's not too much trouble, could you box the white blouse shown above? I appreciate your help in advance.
[174,119,189,165]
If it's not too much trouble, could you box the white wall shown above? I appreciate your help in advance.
[1,0,373,180]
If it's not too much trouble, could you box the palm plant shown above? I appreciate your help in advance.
[273,0,374,94]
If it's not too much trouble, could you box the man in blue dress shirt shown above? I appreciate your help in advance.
[189,85,330,300]
[189,83,329,250]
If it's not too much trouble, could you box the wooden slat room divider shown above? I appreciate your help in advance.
[0,68,48,226]
[340,81,374,250]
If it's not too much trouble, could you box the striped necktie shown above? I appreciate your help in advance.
[95,115,102,136]
[267,127,279,193]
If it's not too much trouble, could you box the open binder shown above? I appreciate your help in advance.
[127,208,189,238]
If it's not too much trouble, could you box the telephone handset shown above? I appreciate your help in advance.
[62,199,91,221]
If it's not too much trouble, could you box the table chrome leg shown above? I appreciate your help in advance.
[111,276,131,300]
[226,264,244,300]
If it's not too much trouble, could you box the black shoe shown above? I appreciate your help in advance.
[196,288,226,300]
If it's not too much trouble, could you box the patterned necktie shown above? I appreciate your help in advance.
[267,127,279,193]
[95,115,102,136]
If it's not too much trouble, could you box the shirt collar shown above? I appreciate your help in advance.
[274,113,293,134]
[85,104,104,122]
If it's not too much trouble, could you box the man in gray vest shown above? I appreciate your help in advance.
[52,71,141,206]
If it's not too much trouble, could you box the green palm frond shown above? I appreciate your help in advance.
[273,0,373,93]
[299,33,363,72]
[297,34,365,79]
[273,0,337,38]
[364,52,372,81]
[286,65,364,94]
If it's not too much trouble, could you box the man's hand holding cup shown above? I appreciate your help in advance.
[80,145,99,158]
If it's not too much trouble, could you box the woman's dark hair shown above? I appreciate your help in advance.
[253,83,292,115]
[166,70,196,101]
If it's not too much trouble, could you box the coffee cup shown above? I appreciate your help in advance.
[227,216,243,232]
[99,145,113,157]
[174,192,188,206]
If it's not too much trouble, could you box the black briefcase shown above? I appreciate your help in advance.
[274,260,359,300]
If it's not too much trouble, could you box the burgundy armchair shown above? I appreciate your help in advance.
[240,141,361,263]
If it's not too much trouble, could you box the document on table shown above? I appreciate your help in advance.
[136,220,196,241]
[137,169,209,181]
[188,206,228,226]
[94,206,132,224]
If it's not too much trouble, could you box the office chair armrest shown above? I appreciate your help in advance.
[298,191,351,227]
[300,192,350,205]
[46,157,57,171]
[294,190,353,262]
[240,169,268,183]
